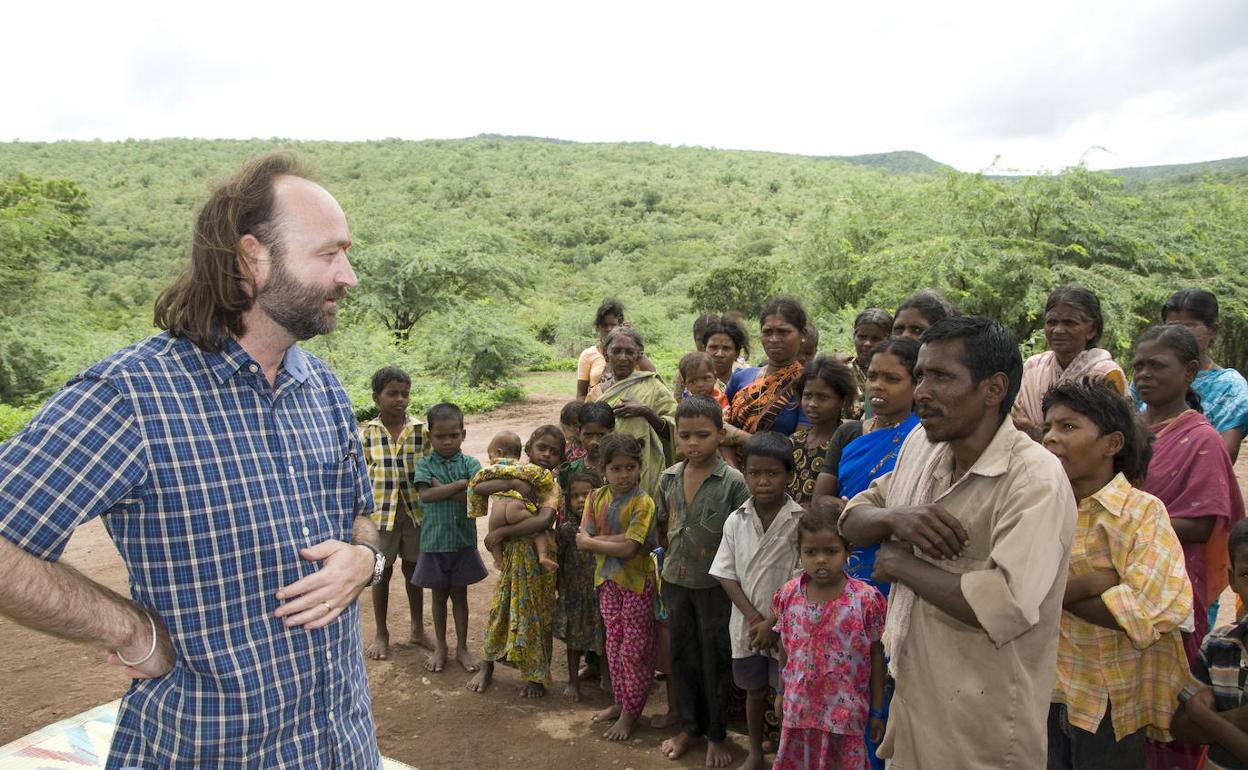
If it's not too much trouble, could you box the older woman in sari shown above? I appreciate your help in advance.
[1134,324,1245,770]
[721,297,810,463]
[587,327,677,498]
[1013,285,1126,441]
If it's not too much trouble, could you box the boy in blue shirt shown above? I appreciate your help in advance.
[410,402,485,674]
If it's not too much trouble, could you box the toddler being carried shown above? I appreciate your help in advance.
[470,430,558,572]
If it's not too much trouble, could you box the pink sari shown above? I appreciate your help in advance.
[1143,410,1244,642]
[1013,348,1127,427]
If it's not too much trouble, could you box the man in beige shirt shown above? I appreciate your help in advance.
[841,316,1077,770]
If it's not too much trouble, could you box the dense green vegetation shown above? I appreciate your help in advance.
[1,137,1246,440]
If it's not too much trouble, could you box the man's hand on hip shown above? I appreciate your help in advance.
[274,540,373,630]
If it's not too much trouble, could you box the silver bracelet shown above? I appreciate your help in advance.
[116,608,157,667]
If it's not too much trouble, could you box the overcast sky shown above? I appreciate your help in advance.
[6,0,1246,172]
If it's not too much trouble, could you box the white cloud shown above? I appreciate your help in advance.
[3,0,1245,171]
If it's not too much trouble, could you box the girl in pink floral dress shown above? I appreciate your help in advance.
[772,510,886,770]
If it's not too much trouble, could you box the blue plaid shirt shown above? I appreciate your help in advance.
[0,333,380,770]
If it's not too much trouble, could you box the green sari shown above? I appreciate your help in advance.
[592,371,677,498]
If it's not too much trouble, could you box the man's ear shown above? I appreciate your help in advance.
[237,234,264,297]
[982,371,1009,410]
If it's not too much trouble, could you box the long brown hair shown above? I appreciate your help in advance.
[153,151,314,351]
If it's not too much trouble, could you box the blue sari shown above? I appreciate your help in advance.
[839,413,921,596]
[1194,368,1248,435]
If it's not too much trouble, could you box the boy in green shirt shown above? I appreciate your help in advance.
[656,396,750,768]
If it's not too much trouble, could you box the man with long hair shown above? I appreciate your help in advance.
[0,153,384,768]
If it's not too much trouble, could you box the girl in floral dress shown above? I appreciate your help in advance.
[772,510,886,769]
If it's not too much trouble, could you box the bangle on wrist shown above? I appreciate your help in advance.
[116,608,157,667]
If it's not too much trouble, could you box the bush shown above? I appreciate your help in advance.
[0,403,35,442]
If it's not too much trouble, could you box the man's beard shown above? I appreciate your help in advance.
[256,256,344,341]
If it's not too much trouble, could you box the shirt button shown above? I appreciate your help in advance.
[326,649,333,661]
[288,465,296,477]
[328,709,335,721]
[302,526,310,537]
[248,364,258,373]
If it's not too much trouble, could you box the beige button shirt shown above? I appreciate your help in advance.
[709,496,805,660]
[842,418,1076,770]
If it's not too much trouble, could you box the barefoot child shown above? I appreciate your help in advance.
[709,431,806,770]
[360,367,432,661]
[789,356,856,508]
[471,430,558,572]
[772,510,886,770]
[577,433,660,741]
[556,401,615,699]
[471,426,566,698]
[655,396,749,768]
[410,402,486,674]
[678,351,729,409]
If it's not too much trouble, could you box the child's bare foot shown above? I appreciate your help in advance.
[467,662,493,693]
[660,732,698,760]
[364,629,390,660]
[578,661,600,681]
[737,750,768,770]
[404,626,434,650]
[490,553,504,571]
[706,740,732,768]
[521,682,547,698]
[650,710,680,729]
[591,704,621,724]
[603,710,639,741]
[455,647,481,673]
[424,646,448,672]
[539,556,559,572]
[563,681,582,701]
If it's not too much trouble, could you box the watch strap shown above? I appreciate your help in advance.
[357,542,386,587]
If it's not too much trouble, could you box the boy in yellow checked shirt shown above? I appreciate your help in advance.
[360,367,432,661]
[1041,380,1193,769]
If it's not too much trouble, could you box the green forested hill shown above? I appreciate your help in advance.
[1,137,1246,434]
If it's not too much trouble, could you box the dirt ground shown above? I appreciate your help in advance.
[3,371,1247,770]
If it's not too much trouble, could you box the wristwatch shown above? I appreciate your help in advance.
[357,542,386,587]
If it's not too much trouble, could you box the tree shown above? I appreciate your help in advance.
[687,257,777,317]
[354,229,529,341]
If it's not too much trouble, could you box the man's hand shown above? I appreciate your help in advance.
[885,504,968,560]
[107,606,175,679]
[274,540,373,630]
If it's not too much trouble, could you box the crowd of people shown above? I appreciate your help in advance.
[2,153,1248,769]
[366,285,1248,770]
